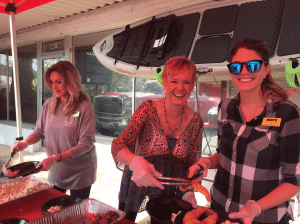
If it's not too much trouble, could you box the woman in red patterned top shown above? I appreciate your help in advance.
[111,56,204,222]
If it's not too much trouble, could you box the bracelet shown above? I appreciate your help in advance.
[57,154,62,162]
[197,164,204,171]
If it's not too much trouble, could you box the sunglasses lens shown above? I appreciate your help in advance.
[229,63,242,75]
[247,61,261,73]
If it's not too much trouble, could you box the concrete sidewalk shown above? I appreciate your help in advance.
[0,142,213,224]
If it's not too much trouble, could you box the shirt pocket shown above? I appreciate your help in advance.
[219,121,236,152]
[64,117,78,128]
[248,126,277,153]
[220,120,235,136]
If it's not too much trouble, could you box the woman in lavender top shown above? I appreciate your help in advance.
[11,61,97,199]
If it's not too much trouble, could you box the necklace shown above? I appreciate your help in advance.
[164,98,185,138]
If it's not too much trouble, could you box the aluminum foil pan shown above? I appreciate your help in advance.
[30,198,126,224]
[0,175,54,206]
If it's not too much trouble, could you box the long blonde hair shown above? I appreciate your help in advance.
[230,39,299,106]
[44,61,91,116]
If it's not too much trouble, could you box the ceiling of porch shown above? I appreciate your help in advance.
[0,0,129,37]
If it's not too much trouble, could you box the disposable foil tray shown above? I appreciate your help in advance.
[30,198,126,224]
[0,175,54,206]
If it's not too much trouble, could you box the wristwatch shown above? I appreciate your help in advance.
[197,164,204,175]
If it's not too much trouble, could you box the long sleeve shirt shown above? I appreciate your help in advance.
[29,98,97,190]
[211,94,300,223]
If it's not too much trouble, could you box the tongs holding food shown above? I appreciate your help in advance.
[156,164,204,186]
[157,165,212,202]
[5,148,17,167]
[156,176,192,186]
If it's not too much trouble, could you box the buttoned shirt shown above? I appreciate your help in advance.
[211,94,300,223]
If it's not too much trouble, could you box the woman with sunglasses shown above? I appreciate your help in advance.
[189,39,300,224]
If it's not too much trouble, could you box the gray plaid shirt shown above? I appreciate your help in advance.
[211,94,300,224]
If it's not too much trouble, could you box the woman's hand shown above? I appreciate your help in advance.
[187,163,205,183]
[182,190,198,208]
[36,155,59,171]
[129,156,164,189]
[11,141,28,154]
[228,200,261,224]
[187,157,211,183]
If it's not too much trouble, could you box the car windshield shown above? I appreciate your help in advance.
[142,82,163,94]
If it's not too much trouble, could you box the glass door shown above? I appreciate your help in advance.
[37,54,64,116]
[42,58,64,103]
[37,54,64,148]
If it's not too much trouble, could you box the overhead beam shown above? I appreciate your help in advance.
[0,0,215,50]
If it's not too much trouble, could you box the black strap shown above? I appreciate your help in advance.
[16,136,23,141]
[136,16,156,69]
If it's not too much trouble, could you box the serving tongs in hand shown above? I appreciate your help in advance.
[157,165,204,186]
[156,177,193,186]
[5,148,17,167]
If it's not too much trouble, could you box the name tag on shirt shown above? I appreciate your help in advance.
[71,111,80,117]
[262,117,281,127]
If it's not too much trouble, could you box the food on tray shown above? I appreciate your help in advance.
[47,205,62,213]
[0,179,49,204]
[192,181,212,202]
[183,207,218,224]
[80,210,119,224]
[2,164,18,178]
[103,210,118,220]
[221,221,240,224]
[85,213,102,223]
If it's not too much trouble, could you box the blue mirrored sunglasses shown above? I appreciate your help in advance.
[227,60,268,75]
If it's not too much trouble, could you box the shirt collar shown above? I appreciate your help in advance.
[230,93,274,125]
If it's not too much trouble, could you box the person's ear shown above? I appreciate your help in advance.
[265,64,271,75]
[161,77,166,87]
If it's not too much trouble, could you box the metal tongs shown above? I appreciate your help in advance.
[157,164,204,186]
[156,176,193,186]
[5,148,17,167]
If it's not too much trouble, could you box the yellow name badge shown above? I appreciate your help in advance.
[262,117,282,127]
[71,111,80,117]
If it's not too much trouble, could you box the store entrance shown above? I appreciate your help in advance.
[41,57,64,103]
[37,54,64,116]
[37,54,64,147]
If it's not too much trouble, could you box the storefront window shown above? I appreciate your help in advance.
[0,52,13,121]
[18,45,38,124]
[42,58,64,103]
[75,46,145,137]
[0,45,37,124]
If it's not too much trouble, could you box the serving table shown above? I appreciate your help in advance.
[0,188,134,224]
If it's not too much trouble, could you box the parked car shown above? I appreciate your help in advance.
[187,92,220,124]
[207,106,218,126]
[93,81,220,135]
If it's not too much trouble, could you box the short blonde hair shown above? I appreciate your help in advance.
[162,56,197,85]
